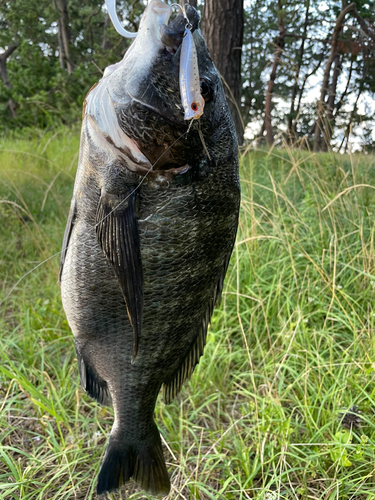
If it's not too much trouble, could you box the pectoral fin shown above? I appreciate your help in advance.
[96,189,143,362]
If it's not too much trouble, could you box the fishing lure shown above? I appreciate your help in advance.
[105,0,204,121]
[179,25,205,120]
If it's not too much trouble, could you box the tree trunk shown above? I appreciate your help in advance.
[294,43,328,142]
[344,86,362,154]
[313,2,369,151]
[0,43,18,118]
[56,15,65,70]
[102,13,111,52]
[53,0,73,74]
[321,53,342,151]
[287,0,310,144]
[339,70,365,153]
[201,0,244,144]
[264,0,286,147]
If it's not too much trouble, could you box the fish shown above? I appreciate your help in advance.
[59,0,240,496]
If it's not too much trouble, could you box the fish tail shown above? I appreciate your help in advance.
[97,421,170,496]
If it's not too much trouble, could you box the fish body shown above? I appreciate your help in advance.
[59,0,240,495]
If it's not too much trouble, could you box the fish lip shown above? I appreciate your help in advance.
[161,5,200,53]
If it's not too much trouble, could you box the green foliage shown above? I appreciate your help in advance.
[1,131,375,498]
[2,0,375,150]
[0,0,144,131]
[242,0,375,149]
[242,0,334,138]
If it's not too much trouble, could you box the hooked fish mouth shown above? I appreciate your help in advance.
[105,2,199,118]
[87,2,202,176]
[113,5,201,171]
[160,5,200,54]
[120,4,200,105]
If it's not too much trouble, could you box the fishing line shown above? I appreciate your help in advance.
[94,118,195,227]
[197,121,211,161]
[0,121,196,305]
[0,251,62,307]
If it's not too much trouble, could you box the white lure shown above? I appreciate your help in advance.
[179,28,204,120]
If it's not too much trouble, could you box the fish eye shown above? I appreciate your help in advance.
[191,103,198,111]
[200,77,213,102]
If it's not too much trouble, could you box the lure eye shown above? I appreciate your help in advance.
[200,77,214,102]
[191,102,198,111]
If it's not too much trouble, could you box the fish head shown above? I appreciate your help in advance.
[86,0,237,174]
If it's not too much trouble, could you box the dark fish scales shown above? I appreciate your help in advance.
[59,0,240,496]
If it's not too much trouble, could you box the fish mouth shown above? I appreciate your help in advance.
[116,3,200,113]
[160,5,200,54]
[114,5,201,172]
[87,2,202,176]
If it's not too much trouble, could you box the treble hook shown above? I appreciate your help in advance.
[170,3,193,29]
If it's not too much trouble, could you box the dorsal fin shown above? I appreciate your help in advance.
[162,253,232,404]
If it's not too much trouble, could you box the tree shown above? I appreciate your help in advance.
[313,2,374,151]
[241,0,329,146]
[0,0,145,130]
[264,0,286,146]
[53,0,73,74]
[0,43,18,118]
[201,0,244,144]
[286,0,310,143]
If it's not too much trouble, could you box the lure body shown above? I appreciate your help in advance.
[179,28,205,120]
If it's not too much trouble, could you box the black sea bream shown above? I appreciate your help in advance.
[59,0,240,495]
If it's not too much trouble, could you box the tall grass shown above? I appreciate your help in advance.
[1,129,375,499]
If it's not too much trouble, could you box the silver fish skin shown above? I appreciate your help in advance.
[59,0,240,496]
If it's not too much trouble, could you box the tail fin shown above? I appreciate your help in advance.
[96,421,170,496]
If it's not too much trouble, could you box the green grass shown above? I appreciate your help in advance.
[1,128,375,499]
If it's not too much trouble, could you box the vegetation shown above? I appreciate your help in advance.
[1,129,375,499]
[2,0,375,150]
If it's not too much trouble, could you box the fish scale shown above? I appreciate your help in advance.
[60,0,239,496]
